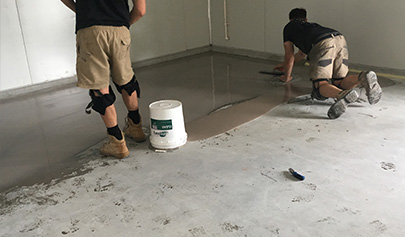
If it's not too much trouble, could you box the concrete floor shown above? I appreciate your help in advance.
[1,52,404,236]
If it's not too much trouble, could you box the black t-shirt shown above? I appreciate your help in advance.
[76,0,130,32]
[283,20,340,54]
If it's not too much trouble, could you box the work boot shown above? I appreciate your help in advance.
[123,117,146,142]
[327,89,359,119]
[359,71,382,105]
[100,132,129,159]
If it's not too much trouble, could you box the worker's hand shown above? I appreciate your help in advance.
[274,63,285,72]
[280,74,293,82]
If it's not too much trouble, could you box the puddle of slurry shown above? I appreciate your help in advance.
[186,75,395,141]
[134,52,396,141]
[186,81,311,141]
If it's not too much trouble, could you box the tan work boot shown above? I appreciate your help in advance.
[100,132,129,159]
[123,117,146,142]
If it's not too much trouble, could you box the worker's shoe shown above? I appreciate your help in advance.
[100,132,129,159]
[359,71,382,105]
[327,89,359,119]
[123,117,146,142]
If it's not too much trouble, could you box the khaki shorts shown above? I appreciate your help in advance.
[76,26,134,89]
[308,35,349,80]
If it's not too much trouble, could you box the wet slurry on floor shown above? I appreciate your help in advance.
[0,52,306,191]
[0,52,397,192]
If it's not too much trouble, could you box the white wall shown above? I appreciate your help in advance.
[212,0,405,70]
[1,0,403,92]
[0,0,76,91]
[0,0,209,92]
[0,0,31,91]
[129,0,210,61]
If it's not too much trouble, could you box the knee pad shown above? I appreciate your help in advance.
[311,78,330,101]
[85,86,116,115]
[114,75,140,97]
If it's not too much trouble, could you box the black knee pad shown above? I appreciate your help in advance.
[114,75,140,97]
[85,86,116,115]
[311,78,330,101]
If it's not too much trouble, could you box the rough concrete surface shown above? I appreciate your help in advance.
[1,79,404,237]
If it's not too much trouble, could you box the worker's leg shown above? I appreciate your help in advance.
[311,78,343,99]
[96,87,119,129]
[309,37,343,100]
[332,71,382,105]
[309,35,360,119]
[110,26,146,142]
[88,86,129,159]
[317,80,342,98]
[114,76,146,142]
[76,26,129,159]
[329,35,381,103]
[332,74,359,90]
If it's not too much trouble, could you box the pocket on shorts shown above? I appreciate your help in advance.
[121,36,131,46]
[118,36,131,60]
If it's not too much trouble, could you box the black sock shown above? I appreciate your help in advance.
[107,125,123,140]
[128,109,140,124]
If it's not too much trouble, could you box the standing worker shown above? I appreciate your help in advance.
[275,8,382,119]
[61,0,147,158]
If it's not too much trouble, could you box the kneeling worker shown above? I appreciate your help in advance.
[275,8,382,119]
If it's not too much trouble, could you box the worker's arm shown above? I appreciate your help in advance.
[130,0,146,25]
[274,49,306,82]
[279,41,295,82]
[294,50,306,63]
[60,0,76,13]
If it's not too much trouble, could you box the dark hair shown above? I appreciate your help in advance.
[289,8,307,21]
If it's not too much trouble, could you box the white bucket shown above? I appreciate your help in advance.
[149,100,187,149]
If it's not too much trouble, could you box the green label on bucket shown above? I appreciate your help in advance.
[151,119,173,130]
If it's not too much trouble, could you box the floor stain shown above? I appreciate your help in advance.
[306,137,317,143]
[118,200,138,223]
[1,186,59,216]
[271,228,280,235]
[153,215,171,226]
[94,181,114,192]
[370,220,387,233]
[19,219,43,233]
[292,195,314,203]
[380,162,396,172]
[305,183,317,190]
[61,219,80,235]
[317,216,336,224]
[338,207,361,215]
[260,172,278,182]
[220,222,243,232]
[189,226,207,236]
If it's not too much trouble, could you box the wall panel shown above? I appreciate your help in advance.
[16,0,76,85]
[0,0,31,91]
